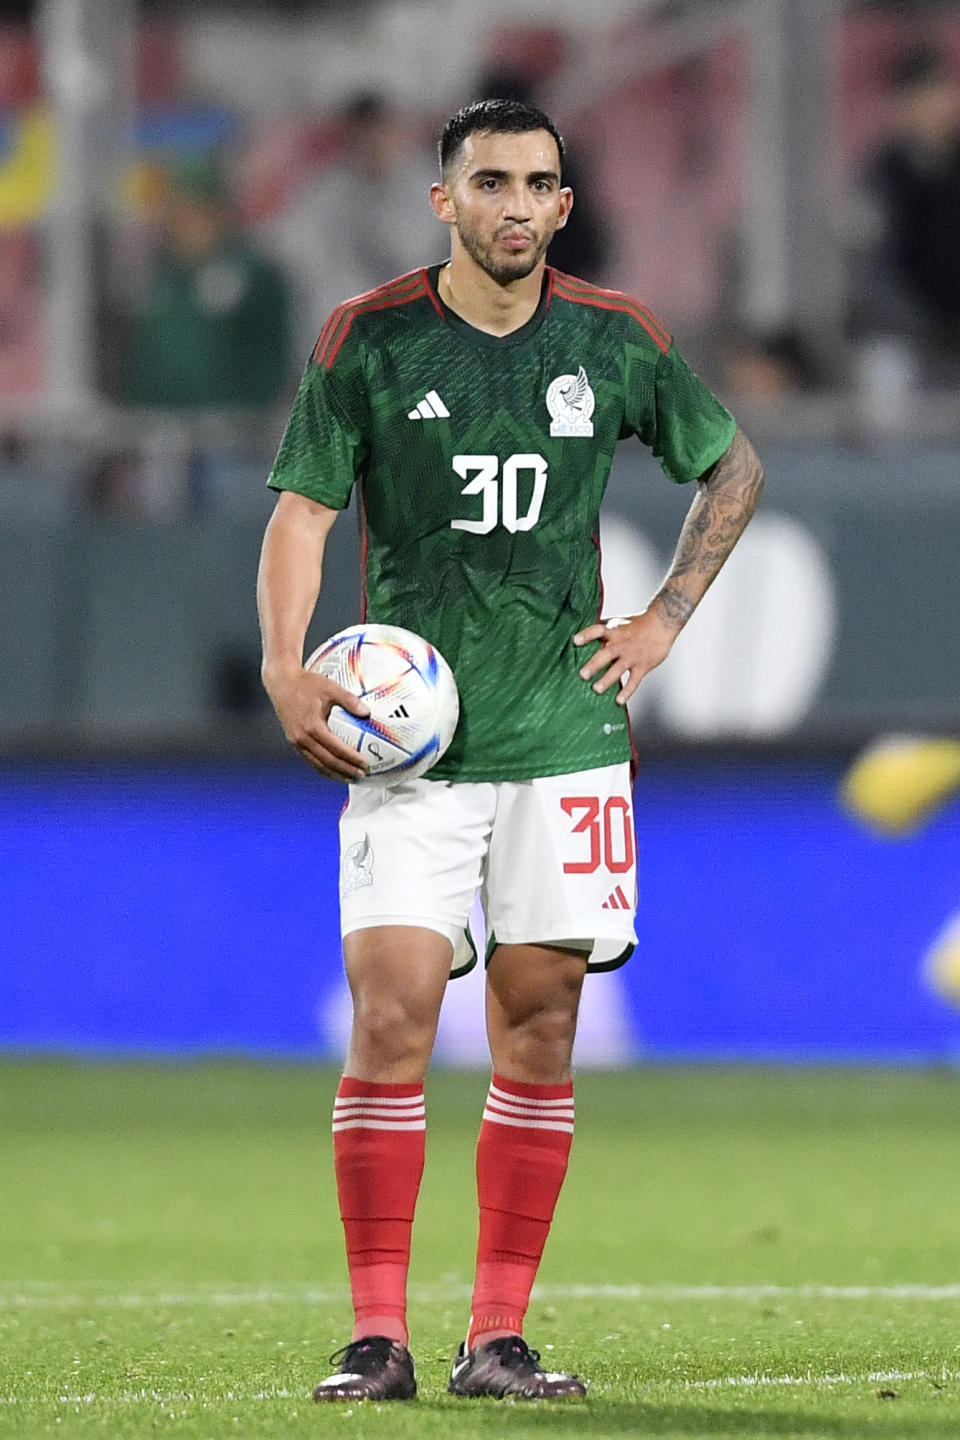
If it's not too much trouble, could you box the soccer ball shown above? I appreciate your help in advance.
[304,623,459,785]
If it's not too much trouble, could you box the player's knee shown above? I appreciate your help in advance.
[499,1001,579,1077]
[519,1003,578,1052]
[495,1021,576,1085]
[350,991,437,1063]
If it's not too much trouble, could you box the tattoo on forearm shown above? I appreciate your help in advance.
[655,589,697,627]
[652,428,764,630]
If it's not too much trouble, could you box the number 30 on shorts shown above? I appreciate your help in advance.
[560,796,635,874]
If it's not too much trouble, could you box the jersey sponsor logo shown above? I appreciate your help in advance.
[546,366,595,437]
[342,833,374,893]
[407,389,450,420]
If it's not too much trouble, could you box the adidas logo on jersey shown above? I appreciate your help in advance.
[407,390,450,420]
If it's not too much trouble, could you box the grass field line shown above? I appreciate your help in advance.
[4,1282,960,1310]
[683,1367,959,1391]
[2,1369,958,1407]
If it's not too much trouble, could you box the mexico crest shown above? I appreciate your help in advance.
[342,833,374,893]
[546,366,595,437]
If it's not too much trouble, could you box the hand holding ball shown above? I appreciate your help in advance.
[305,624,459,785]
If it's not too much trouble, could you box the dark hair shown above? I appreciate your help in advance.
[439,98,565,174]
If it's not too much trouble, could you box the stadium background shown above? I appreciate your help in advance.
[2,0,960,1064]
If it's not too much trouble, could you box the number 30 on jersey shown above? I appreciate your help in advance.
[450,454,547,535]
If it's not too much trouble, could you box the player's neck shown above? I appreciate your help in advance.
[438,258,545,337]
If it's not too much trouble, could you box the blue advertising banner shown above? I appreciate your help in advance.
[2,760,959,1062]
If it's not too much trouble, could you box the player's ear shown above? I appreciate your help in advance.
[555,186,573,232]
[431,181,456,226]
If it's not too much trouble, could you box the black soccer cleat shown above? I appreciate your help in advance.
[447,1334,587,1399]
[312,1335,417,1402]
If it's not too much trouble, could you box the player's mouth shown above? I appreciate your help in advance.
[497,229,535,251]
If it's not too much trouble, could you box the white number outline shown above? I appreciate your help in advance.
[502,454,548,533]
[450,455,498,535]
[450,453,548,535]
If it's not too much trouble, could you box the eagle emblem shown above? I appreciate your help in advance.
[546,366,595,437]
[342,833,374,894]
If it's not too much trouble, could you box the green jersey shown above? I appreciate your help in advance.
[268,264,736,782]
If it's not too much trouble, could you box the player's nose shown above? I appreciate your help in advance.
[500,185,531,219]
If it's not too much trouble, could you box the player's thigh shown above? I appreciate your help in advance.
[485,942,588,1083]
[486,942,588,1026]
[484,763,637,966]
[343,923,455,1027]
[339,776,494,955]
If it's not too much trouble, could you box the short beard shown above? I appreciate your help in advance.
[455,216,553,287]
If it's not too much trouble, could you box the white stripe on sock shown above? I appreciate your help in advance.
[482,1109,574,1134]
[334,1093,425,1108]
[488,1084,574,1109]
[333,1107,426,1124]
[332,1118,427,1132]
[485,1097,574,1123]
[334,1098,425,1111]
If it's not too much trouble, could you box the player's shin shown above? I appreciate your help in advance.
[332,1077,426,1346]
[468,1073,574,1350]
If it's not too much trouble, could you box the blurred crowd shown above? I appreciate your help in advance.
[47,63,611,521]
[3,10,960,523]
[849,40,960,387]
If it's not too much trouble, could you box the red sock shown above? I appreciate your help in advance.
[332,1077,426,1347]
[467,1073,574,1350]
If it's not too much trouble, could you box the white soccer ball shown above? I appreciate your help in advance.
[304,623,459,785]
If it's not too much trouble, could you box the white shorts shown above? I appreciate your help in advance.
[339,763,637,977]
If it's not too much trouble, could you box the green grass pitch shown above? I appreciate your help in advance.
[2,1062,959,1438]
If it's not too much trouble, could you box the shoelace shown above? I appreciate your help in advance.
[498,1337,542,1370]
[328,1337,396,1372]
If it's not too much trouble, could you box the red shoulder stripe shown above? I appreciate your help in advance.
[551,272,671,352]
[311,270,426,362]
[553,274,672,348]
[311,306,347,367]
[553,282,671,354]
[349,267,427,303]
[313,271,427,367]
[312,271,428,368]
[551,269,671,344]
[319,279,430,370]
[423,274,445,320]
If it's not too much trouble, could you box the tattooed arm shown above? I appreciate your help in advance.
[651,426,764,628]
[574,426,764,703]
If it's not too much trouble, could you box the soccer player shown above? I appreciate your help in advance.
[258,98,764,1401]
